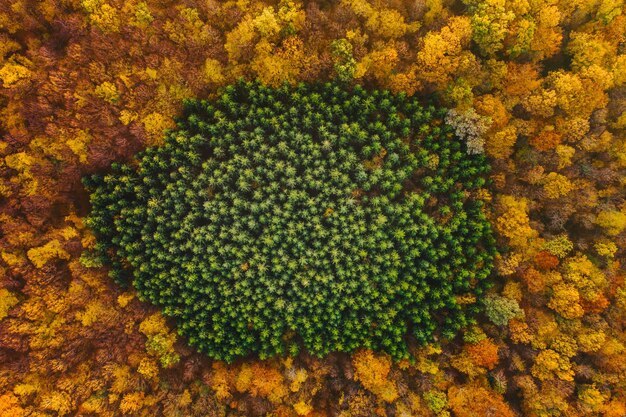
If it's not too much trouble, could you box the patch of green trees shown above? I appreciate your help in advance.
[84,80,496,361]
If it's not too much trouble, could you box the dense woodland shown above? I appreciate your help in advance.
[1,0,626,416]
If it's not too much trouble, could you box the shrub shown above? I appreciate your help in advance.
[84,80,496,361]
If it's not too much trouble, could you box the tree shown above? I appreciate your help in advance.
[448,385,515,417]
[532,349,575,381]
[483,294,523,326]
[352,349,398,402]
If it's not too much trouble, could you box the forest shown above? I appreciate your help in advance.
[1,0,625,416]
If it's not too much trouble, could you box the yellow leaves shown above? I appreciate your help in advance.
[293,400,313,415]
[125,1,153,28]
[613,54,626,86]
[485,125,517,159]
[577,328,606,353]
[251,36,310,86]
[75,301,110,326]
[417,16,475,87]
[204,58,226,84]
[525,88,557,117]
[65,129,92,164]
[551,334,578,358]
[595,209,626,235]
[541,235,573,259]
[106,364,135,394]
[555,144,575,168]
[13,379,39,398]
[41,391,73,416]
[142,112,174,146]
[117,292,135,307]
[0,288,19,320]
[0,61,31,88]
[567,32,613,71]
[387,68,420,96]
[496,252,522,275]
[355,43,399,83]
[225,15,256,63]
[94,81,120,104]
[27,239,70,268]
[542,172,574,198]
[532,349,574,381]
[139,313,180,368]
[84,2,121,33]
[289,368,308,392]
[548,283,584,319]
[496,195,536,246]
[352,349,398,403]
[594,239,617,258]
[119,391,156,414]
[468,0,515,55]
[210,362,233,401]
[0,35,21,62]
[253,7,281,37]
[343,0,419,38]
[5,151,37,195]
[529,6,562,59]
[30,316,67,350]
[164,7,212,45]
[578,385,605,413]
[365,8,419,39]
[225,1,305,64]
[509,318,533,344]
[79,395,106,414]
[119,110,138,125]
[277,0,305,31]
[137,357,159,380]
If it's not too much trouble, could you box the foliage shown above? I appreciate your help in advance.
[352,349,398,402]
[483,294,523,326]
[1,0,626,415]
[84,80,495,361]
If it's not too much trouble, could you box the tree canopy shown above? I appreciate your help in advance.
[84,80,496,361]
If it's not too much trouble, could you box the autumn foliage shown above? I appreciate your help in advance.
[1,0,626,415]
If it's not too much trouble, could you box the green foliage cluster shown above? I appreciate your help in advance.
[84,80,496,361]
[483,294,524,326]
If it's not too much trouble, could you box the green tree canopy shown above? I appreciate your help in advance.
[84,80,496,362]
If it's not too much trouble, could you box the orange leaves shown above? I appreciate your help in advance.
[236,363,288,403]
[0,393,25,417]
[352,349,398,403]
[465,338,499,369]
[0,0,624,414]
[448,385,515,417]
[530,129,562,151]
[534,251,559,270]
